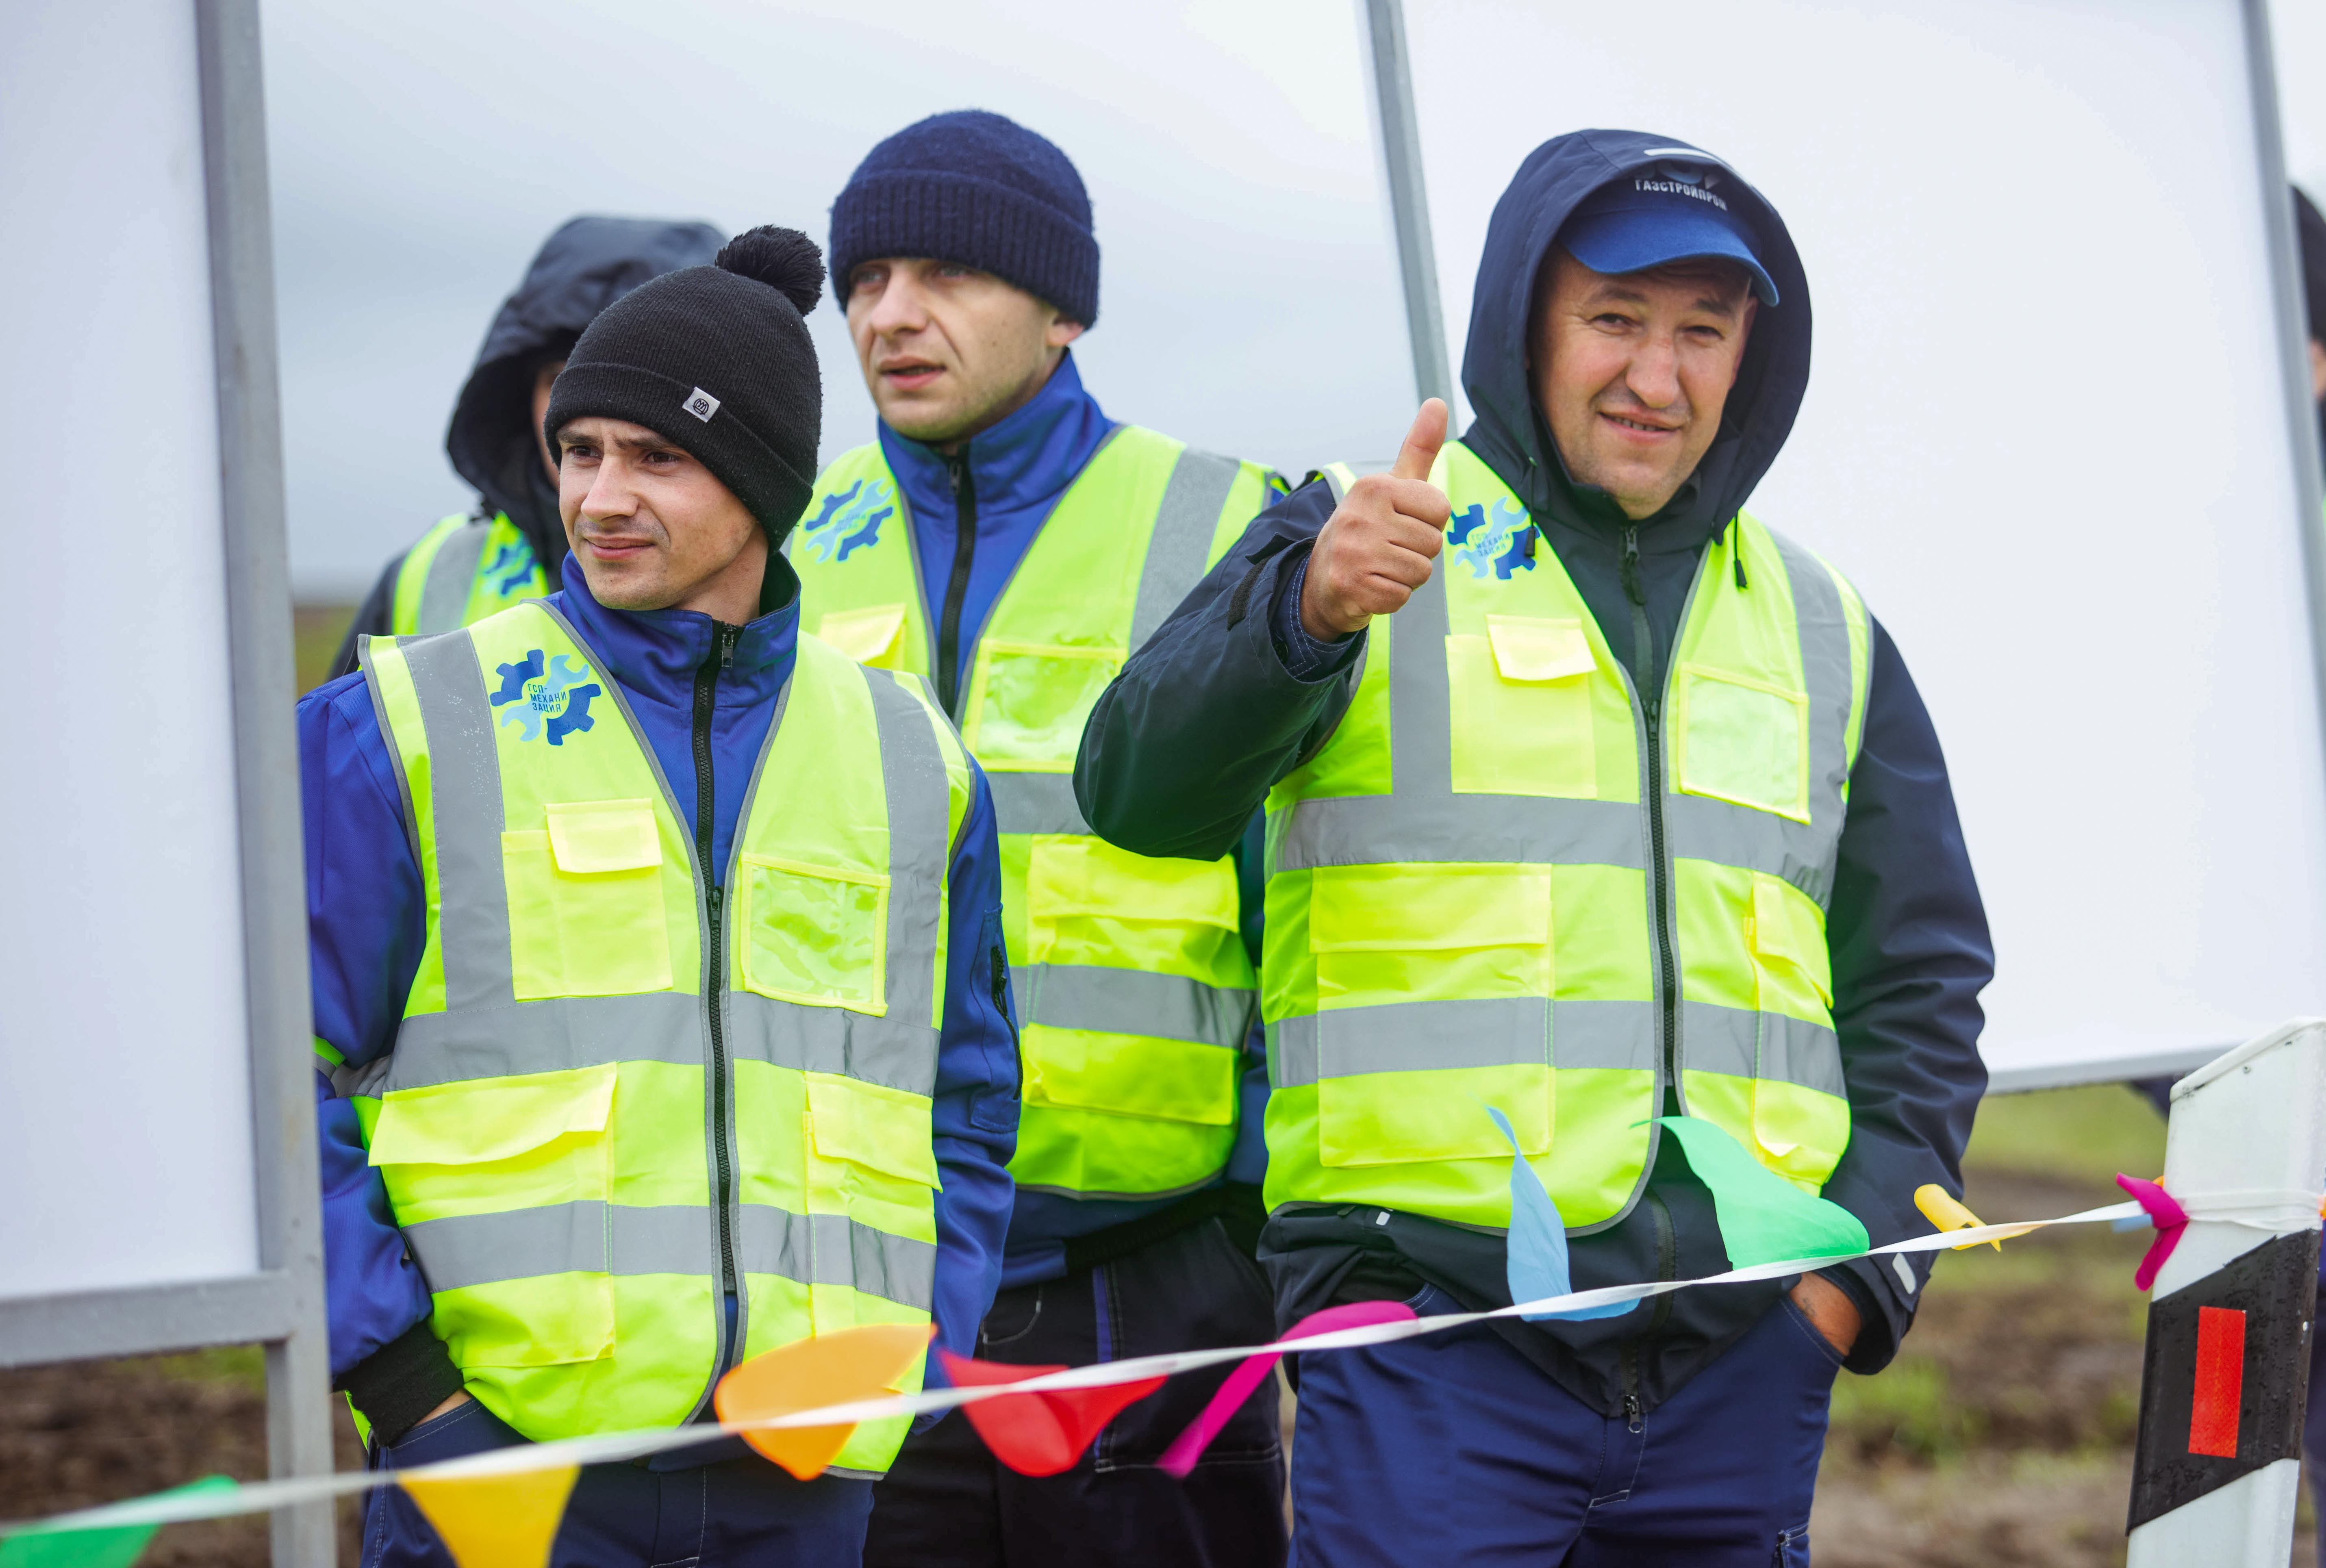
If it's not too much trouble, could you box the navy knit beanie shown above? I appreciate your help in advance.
[829,110,1099,326]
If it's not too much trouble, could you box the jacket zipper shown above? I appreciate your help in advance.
[936,452,977,715]
[696,623,743,1372]
[1621,526,1682,1111]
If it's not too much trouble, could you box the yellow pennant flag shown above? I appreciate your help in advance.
[401,1464,580,1568]
[1914,1183,2025,1251]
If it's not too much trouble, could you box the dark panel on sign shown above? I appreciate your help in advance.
[2128,1227,2319,1530]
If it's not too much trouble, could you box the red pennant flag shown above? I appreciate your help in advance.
[938,1352,1166,1477]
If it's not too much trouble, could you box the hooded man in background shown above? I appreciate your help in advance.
[1077,129,1992,1563]
[327,215,724,677]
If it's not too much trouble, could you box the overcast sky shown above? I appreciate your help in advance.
[265,0,2326,598]
[261,0,1412,597]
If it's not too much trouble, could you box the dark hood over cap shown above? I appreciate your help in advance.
[447,215,725,565]
[1460,129,1811,539]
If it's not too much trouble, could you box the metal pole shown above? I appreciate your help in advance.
[2124,1021,2326,1564]
[2243,0,2326,784]
[192,1,335,1562]
[1360,0,1454,409]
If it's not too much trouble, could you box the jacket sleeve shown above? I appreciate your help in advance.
[328,556,403,682]
[923,764,1021,1403]
[1077,480,1364,862]
[1813,619,1993,1373]
[300,671,466,1436]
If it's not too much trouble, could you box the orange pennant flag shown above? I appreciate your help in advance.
[401,1464,579,1568]
[715,1322,934,1480]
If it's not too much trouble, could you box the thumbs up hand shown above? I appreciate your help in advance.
[1299,399,1451,642]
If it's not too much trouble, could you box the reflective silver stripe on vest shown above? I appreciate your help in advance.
[1273,792,1648,873]
[365,992,930,1099]
[987,771,1090,836]
[404,1201,935,1312]
[864,665,951,1048]
[1015,963,1254,1051]
[402,628,518,1014]
[1677,1000,1846,1099]
[1268,997,1654,1087]
[417,521,493,635]
[740,1206,937,1312]
[1129,450,1242,650]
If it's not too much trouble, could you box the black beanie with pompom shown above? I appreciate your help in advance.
[543,226,825,540]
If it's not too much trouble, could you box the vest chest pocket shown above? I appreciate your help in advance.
[503,800,672,1001]
[1447,617,1597,797]
[737,855,889,1015]
[1672,665,1810,821]
[961,643,1125,770]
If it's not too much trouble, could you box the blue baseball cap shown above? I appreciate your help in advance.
[1558,158,1779,306]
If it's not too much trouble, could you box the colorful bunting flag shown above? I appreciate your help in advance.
[713,1322,934,1479]
[1488,1106,1635,1320]
[939,1351,1166,1476]
[1655,1116,1870,1266]
[401,1465,578,1568]
[1158,1299,1415,1477]
[0,1476,237,1568]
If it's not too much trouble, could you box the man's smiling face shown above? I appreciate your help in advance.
[1532,247,1757,520]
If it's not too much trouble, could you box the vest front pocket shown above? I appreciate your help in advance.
[1446,617,1597,797]
[503,799,672,1001]
[369,1064,618,1366]
[737,855,888,1015]
[1025,835,1244,977]
[961,642,1125,769]
[1308,864,1553,1166]
[801,1073,938,1330]
[1672,665,1810,821]
[1021,1027,1238,1126]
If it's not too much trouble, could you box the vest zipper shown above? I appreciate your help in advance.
[696,622,743,1373]
[1622,526,1682,1111]
[936,451,977,715]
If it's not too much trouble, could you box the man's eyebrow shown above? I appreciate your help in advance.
[609,429,677,453]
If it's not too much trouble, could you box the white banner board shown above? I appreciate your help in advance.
[0,0,262,1301]
[1400,0,2326,1090]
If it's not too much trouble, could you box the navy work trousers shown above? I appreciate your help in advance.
[864,1217,1288,1568]
[1289,1285,1837,1567]
[359,1397,871,1567]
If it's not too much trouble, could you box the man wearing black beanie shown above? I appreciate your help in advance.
[297,226,1020,1567]
[800,110,1290,1568]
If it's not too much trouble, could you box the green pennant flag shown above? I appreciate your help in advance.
[0,1476,240,1568]
[1655,1116,1870,1266]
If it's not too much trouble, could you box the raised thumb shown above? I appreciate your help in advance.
[1392,398,1448,482]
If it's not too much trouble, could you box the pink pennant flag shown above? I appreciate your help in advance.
[1157,1299,1418,1478]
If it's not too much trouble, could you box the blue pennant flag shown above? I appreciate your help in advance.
[1487,1107,1633,1322]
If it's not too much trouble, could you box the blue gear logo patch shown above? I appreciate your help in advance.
[484,539,535,596]
[489,649,602,745]
[799,478,894,563]
[1447,498,1536,580]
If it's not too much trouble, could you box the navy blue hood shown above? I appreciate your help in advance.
[446,215,725,561]
[1460,129,1811,538]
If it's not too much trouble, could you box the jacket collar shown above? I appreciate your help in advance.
[550,550,799,713]
[875,349,1112,518]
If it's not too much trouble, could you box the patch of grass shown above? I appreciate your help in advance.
[1830,1355,1985,1461]
[1962,1084,2165,1187]
[293,604,356,694]
[137,1347,265,1392]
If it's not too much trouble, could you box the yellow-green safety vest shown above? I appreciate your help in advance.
[1262,441,1870,1234]
[344,602,971,1472]
[391,512,551,635]
[790,428,1276,1201]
